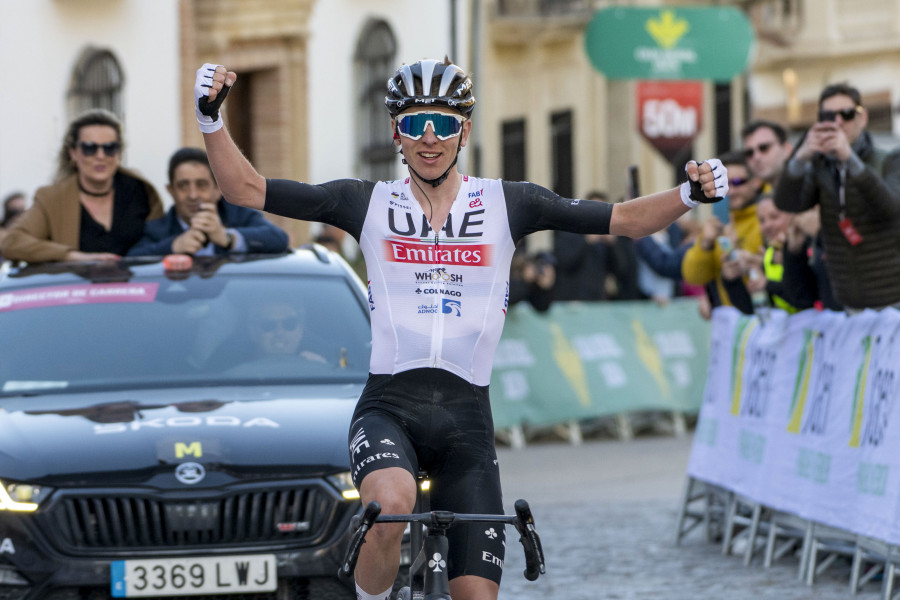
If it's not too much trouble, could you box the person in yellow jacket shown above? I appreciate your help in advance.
[682,151,763,312]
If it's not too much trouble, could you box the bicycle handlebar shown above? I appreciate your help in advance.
[337,500,382,579]
[337,499,546,582]
[513,499,546,581]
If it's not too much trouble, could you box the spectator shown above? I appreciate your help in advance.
[1,109,163,263]
[553,191,642,301]
[681,151,763,315]
[508,244,555,313]
[774,82,900,311]
[782,207,842,311]
[128,147,288,256]
[748,194,814,314]
[634,219,692,305]
[1,192,26,229]
[741,119,793,192]
[0,192,27,260]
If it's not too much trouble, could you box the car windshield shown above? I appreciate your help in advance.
[0,273,371,396]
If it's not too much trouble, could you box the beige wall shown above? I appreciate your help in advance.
[747,0,900,138]
[180,0,315,245]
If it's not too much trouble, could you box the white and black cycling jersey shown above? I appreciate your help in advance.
[264,175,613,385]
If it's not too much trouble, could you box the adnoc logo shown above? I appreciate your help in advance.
[442,299,462,317]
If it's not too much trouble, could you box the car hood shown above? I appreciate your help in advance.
[0,383,362,486]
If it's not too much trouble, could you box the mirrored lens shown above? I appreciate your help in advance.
[397,113,464,140]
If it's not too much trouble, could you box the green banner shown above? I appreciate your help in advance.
[584,7,755,81]
[490,299,710,429]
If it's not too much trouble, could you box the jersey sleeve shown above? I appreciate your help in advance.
[263,178,375,241]
[501,181,613,245]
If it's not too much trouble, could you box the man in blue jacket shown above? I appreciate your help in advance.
[129,147,288,256]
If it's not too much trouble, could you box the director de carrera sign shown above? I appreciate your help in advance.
[585,7,756,81]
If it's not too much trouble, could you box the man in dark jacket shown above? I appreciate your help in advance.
[129,147,288,256]
[774,83,900,311]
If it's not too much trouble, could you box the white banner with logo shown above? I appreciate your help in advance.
[688,307,900,544]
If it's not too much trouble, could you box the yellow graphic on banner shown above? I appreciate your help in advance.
[632,319,670,400]
[646,10,690,49]
[849,336,873,448]
[730,319,758,416]
[787,330,816,433]
[551,322,591,407]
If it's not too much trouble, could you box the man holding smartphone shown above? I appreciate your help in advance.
[774,83,900,312]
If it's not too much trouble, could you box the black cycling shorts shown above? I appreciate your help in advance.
[348,368,506,584]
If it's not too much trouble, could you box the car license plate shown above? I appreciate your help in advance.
[110,554,277,597]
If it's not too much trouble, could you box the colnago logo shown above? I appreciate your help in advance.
[384,238,492,266]
[416,288,462,297]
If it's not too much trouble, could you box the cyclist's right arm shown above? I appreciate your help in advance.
[195,65,267,210]
[195,66,373,237]
[203,127,266,210]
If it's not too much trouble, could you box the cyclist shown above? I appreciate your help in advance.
[194,59,727,600]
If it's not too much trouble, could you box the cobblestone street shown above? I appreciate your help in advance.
[495,434,876,599]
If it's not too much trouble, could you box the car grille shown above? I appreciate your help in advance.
[39,485,341,554]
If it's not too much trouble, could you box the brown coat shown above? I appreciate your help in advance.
[1,168,163,263]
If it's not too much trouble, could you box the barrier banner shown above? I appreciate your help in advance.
[688,307,900,544]
[489,298,710,430]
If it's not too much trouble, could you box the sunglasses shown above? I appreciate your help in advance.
[743,142,774,159]
[729,177,749,187]
[254,317,300,333]
[78,141,121,157]
[818,106,862,122]
[396,111,466,141]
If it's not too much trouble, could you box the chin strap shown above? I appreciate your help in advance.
[400,138,463,188]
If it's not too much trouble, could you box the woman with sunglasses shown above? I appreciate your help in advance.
[1,109,163,264]
[195,59,728,600]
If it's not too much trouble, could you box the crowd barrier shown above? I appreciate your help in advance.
[687,306,900,546]
[489,298,710,432]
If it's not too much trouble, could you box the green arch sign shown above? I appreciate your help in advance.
[585,7,756,81]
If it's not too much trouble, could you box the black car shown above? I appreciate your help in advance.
[0,249,373,600]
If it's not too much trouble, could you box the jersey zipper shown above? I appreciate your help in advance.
[430,230,444,368]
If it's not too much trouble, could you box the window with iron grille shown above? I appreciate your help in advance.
[550,110,573,199]
[68,47,124,120]
[355,20,397,181]
[501,119,526,182]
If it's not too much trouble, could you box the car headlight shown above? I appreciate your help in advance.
[0,480,53,512]
[326,471,360,501]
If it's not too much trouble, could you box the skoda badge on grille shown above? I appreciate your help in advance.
[175,462,206,485]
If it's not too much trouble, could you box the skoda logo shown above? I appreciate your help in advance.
[175,462,206,485]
